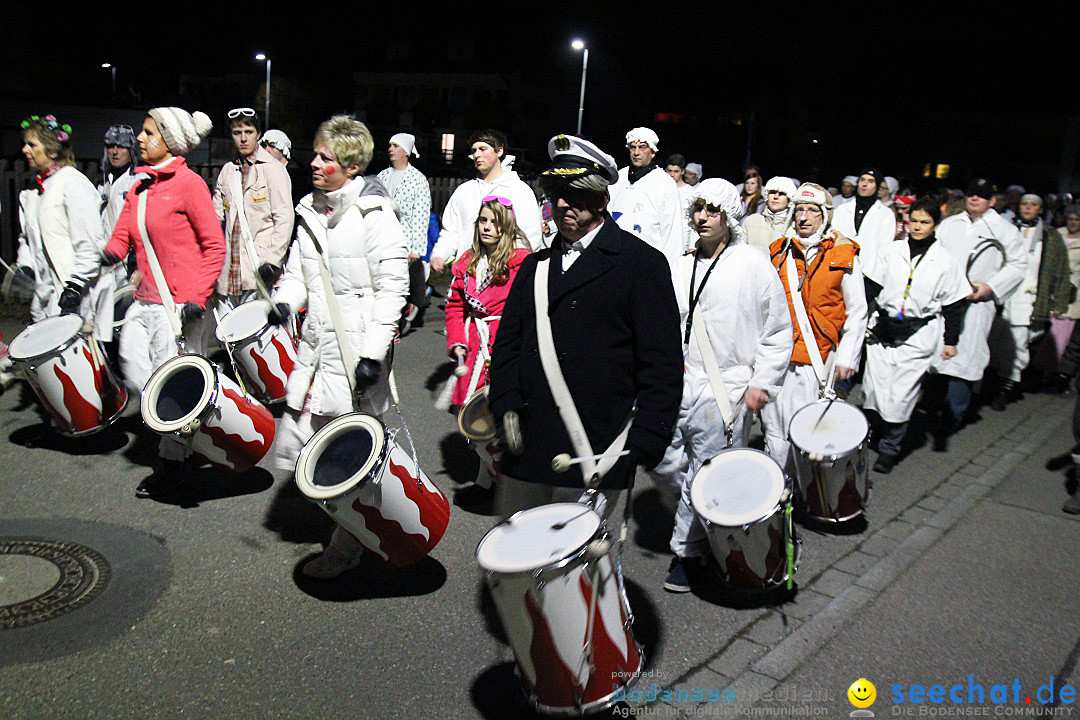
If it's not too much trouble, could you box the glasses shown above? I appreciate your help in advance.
[482,195,513,208]
[795,206,823,215]
[227,107,256,119]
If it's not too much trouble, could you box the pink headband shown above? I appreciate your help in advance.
[482,195,513,208]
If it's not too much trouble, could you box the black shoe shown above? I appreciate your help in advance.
[663,556,692,593]
[136,460,186,498]
[1064,492,1080,515]
[991,392,1008,411]
[873,453,899,474]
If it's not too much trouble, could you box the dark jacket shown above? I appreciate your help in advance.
[1031,225,1073,324]
[488,216,683,489]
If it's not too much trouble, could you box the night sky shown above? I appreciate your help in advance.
[3,6,1077,191]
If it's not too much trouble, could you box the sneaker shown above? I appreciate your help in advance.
[302,545,363,579]
[663,557,692,593]
[1071,447,1080,466]
[1063,492,1080,515]
[873,453,899,474]
[136,461,186,498]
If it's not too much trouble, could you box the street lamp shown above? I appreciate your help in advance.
[255,53,271,127]
[571,40,589,135]
[101,62,116,98]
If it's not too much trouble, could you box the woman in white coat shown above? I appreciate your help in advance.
[16,114,108,340]
[863,198,970,473]
[268,115,409,579]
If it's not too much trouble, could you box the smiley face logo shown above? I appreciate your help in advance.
[848,678,876,708]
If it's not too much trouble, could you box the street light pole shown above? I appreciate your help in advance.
[572,40,589,135]
[101,63,116,98]
[255,54,271,127]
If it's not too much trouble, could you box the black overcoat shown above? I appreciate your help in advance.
[488,217,683,489]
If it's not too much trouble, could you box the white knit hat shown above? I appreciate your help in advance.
[261,129,292,160]
[625,127,659,151]
[148,107,212,155]
[389,132,419,158]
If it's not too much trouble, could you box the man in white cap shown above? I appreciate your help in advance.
[607,127,684,281]
[429,129,542,273]
[832,176,857,208]
[832,168,894,288]
[211,108,294,321]
[743,176,797,253]
[762,183,867,472]
[879,176,899,207]
[378,133,432,329]
[929,177,1025,443]
[684,163,703,187]
[489,134,682,521]
[652,178,792,592]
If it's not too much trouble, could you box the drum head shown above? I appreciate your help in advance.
[788,399,868,457]
[477,502,601,574]
[140,354,217,432]
[458,387,494,441]
[9,315,83,360]
[216,300,272,343]
[690,449,785,527]
[294,413,386,500]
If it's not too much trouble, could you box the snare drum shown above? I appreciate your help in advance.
[9,315,128,436]
[691,449,798,589]
[788,398,870,522]
[295,412,450,567]
[457,386,495,441]
[140,353,275,472]
[476,503,643,715]
[112,281,135,334]
[215,300,296,404]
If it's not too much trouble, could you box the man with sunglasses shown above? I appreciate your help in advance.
[211,108,293,315]
[488,134,682,521]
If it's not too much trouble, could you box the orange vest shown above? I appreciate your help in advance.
[768,231,859,366]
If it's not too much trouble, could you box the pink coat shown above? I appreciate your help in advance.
[445,248,529,407]
[106,156,225,308]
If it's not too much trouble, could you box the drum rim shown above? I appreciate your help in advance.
[8,315,85,363]
[457,386,495,441]
[530,648,645,715]
[140,354,218,433]
[112,283,135,331]
[215,299,274,344]
[476,502,603,575]
[787,398,869,459]
[690,447,786,528]
[294,412,387,500]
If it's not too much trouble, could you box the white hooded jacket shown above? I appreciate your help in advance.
[276,178,409,417]
[430,169,542,262]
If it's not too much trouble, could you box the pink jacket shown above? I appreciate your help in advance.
[445,248,529,407]
[106,156,225,308]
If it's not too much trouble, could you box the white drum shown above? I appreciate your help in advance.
[9,315,127,436]
[788,398,870,522]
[476,503,643,715]
[691,448,798,589]
[215,300,296,404]
[140,353,275,472]
[295,412,450,567]
[112,281,135,333]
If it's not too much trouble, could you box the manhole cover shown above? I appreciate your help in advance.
[0,538,111,629]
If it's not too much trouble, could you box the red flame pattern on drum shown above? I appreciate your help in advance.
[719,524,785,588]
[82,346,126,420]
[348,458,450,567]
[577,573,640,703]
[243,332,295,403]
[523,590,581,708]
[192,384,275,472]
[51,362,98,433]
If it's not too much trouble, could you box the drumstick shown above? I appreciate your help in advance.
[552,450,631,473]
[811,397,835,430]
[454,354,468,378]
[388,369,400,406]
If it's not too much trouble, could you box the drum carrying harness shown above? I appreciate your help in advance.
[682,252,737,447]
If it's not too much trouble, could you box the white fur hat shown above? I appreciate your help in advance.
[764,176,798,198]
[148,107,212,155]
[390,132,419,158]
[625,127,659,151]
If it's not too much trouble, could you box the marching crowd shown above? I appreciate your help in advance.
[7,106,1080,595]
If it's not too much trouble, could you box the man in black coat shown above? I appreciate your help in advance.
[488,134,683,518]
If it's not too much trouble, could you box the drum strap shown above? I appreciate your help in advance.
[296,215,357,401]
[463,314,500,398]
[228,167,273,302]
[534,258,632,484]
[135,190,184,346]
[682,254,736,437]
[783,247,829,387]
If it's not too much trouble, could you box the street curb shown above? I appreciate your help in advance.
[651,395,1071,717]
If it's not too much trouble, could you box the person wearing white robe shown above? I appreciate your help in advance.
[651,179,792,593]
[930,178,1025,434]
[863,199,969,473]
[832,168,895,286]
[607,127,684,284]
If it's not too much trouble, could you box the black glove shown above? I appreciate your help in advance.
[180,302,204,323]
[354,358,382,391]
[58,281,82,313]
[257,263,281,287]
[101,250,123,267]
[266,302,291,326]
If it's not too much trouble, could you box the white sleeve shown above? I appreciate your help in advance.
[431,185,469,261]
[66,177,105,285]
[750,266,795,398]
[511,185,543,251]
[988,222,1027,304]
[16,192,32,269]
[274,219,309,313]
[836,254,868,369]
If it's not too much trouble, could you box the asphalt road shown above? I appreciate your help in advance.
[1,302,1077,720]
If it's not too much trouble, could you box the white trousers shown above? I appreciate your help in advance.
[990,320,1032,383]
[760,364,821,476]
